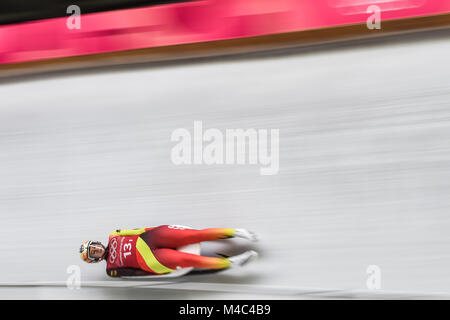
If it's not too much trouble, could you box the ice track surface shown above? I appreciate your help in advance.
[0,31,450,299]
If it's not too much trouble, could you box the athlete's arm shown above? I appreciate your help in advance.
[107,268,154,277]
[109,228,153,237]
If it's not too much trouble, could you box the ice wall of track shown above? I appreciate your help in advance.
[0,31,449,299]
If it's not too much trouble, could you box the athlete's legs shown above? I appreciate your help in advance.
[153,248,230,270]
[142,225,235,249]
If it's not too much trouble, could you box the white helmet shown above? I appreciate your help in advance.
[79,240,105,263]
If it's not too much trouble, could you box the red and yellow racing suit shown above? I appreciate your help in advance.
[105,225,235,277]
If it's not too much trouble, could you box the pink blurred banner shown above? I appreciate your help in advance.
[0,0,449,65]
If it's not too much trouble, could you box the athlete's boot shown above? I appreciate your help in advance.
[229,250,258,267]
[233,229,259,242]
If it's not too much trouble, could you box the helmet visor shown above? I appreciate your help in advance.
[87,241,105,261]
